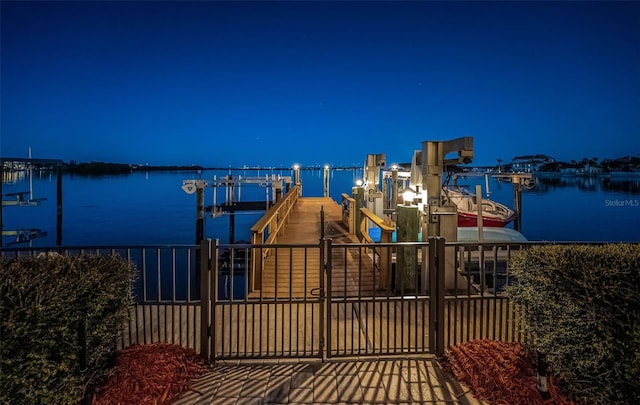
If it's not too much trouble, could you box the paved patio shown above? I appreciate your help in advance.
[173,356,486,405]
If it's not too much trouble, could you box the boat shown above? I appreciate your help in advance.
[457,227,527,242]
[443,187,516,227]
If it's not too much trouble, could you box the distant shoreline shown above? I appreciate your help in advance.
[3,161,364,175]
[4,158,639,177]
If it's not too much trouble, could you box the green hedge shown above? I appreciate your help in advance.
[0,253,136,405]
[508,244,640,405]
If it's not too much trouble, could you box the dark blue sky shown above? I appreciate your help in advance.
[1,1,638,167]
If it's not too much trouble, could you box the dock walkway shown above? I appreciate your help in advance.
[253,197,377,298]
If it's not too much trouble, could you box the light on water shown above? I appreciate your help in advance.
[2,169,639,247]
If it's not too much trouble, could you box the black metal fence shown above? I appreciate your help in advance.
[2,239,535,360]
[1,245,202,351]
[198,238,532,360]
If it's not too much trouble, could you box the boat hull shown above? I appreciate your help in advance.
[457,211,512,227]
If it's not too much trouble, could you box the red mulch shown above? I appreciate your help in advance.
[92,343,207,405]
[442,340,576,405]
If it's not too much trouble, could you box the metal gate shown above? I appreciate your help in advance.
[199,239,326,360]
[324,238,444,358]
[199,238,450,361]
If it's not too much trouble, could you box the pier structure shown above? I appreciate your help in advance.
[134,139,531,361]
[245,137,520,298]
[376,156,534,243]
[207,174,292,219]
[179,149,530,298]
[182,174,292,244]
[197,176,525,360]
[248,188,375,298]
[1,156,63,247]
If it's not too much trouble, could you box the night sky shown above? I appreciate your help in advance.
[1,1,638,167]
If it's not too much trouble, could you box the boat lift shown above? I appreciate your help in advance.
[448,171,535,232]
[374,140,535,235]
[1,191,46,207]
[181,174,292,244]
[1,153,63,247]
[2,149,47,208]
[356,137,536,292]
[2,229,48,245]
[207,174,292,219]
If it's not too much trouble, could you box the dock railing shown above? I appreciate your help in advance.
[249,184,301,292]
[357,207,395,290]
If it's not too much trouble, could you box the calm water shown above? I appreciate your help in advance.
[2,169,639,248]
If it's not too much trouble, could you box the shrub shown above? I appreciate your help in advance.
[508,244,640,405]
[0,253,136,405]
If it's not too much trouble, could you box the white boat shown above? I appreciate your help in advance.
[457,227,527,242]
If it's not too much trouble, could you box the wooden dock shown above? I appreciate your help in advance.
[117,192,525,359]
[251,197,378,298]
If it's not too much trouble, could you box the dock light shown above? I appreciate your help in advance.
[324,164,330,169]
[292,164,301,186]
[355,179,363,187]
[391,164,398,170]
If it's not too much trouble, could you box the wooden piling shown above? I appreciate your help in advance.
[396,204,419,292]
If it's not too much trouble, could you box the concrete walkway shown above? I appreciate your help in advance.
[174,356,486,405]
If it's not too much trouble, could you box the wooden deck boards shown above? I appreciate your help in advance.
[253,197,378,298]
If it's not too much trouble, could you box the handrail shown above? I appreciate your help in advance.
[250,184,301,291]
[359,207,395,244]
[251,185,300,238]
[357,207,395,289]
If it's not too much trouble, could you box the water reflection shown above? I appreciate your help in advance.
[2,169,28,184]
[601,178,640,195]
[2,169,638,246]
[534,174,640,195]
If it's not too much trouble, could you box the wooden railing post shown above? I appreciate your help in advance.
[356,207,396,288]
[358,214,366,242]
[353,187,365,240]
